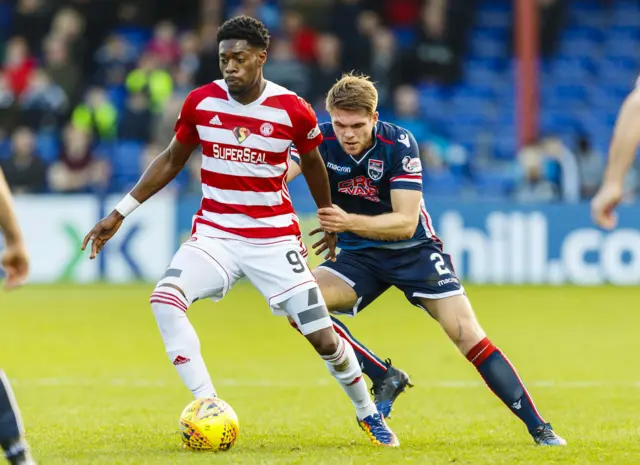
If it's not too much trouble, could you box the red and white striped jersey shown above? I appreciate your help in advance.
[174,79,322,240]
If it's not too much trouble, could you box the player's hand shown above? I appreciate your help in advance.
[591,182,624,230]
[309,228,337,261]
[81,210,125,259]
[317,204,352,234]
[1,240,29,290]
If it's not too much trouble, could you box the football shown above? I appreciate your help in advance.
[179,397,239,451]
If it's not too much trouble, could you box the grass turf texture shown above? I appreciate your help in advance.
[1,284,639,464]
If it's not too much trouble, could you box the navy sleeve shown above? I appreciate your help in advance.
[289,144,301,165]
[389,131,422,191]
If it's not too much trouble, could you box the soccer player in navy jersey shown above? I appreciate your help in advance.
[0,167,35,464]
[287,73,566,446]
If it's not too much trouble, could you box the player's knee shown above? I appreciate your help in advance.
[150,282,190,314]
[305,327,339,356]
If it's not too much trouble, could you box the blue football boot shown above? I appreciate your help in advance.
[358,412,400,447]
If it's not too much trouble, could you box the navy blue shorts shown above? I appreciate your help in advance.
[318,241,464,315]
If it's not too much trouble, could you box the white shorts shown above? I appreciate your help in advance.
[158,233,331,334]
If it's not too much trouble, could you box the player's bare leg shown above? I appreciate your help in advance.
[420,295,566,446]
[0,371,35,465]
[280,287,398,446]
[288,269,412,418]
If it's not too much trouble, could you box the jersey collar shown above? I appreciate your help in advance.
[348,122,380,165]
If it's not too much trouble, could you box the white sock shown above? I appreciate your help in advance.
[322,337,377,419]
[150,288,216,398]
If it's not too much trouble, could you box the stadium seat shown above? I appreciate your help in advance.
[35,131,60,164]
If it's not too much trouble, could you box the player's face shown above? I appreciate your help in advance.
[218,39,266,95]
[331,109,379,156]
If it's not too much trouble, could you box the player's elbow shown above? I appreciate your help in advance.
[399,217,419,240]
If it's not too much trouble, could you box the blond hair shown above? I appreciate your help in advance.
[325,73,378,116]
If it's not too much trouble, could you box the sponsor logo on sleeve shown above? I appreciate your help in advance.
[402,156,422,173]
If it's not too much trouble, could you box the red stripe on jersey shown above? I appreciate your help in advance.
[194,216,300,239]
[200,198,293,218]
[391,174,422,182]
[200,169,285,192]
[376,134,394,145]
[324,136,337,141]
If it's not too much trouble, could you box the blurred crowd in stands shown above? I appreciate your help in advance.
[0,0,635,203]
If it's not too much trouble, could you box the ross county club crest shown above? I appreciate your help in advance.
[367,159,384,181]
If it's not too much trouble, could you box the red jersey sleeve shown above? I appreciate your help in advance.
[291,97,323,155]
[173,92,200,145]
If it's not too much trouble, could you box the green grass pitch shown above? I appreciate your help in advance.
[1,284,639,464]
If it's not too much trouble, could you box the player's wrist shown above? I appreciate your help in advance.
[114,193,140,218]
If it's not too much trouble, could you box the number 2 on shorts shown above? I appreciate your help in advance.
[430,252,451,276]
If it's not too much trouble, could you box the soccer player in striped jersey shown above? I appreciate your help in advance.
[0,167,35,464]
[592,81,640,229]
[287,74,566,446]
[81,16,397,446]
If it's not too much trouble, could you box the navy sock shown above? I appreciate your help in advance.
[330,316,389,381]
[467,338,546,432]
[0,372,25,461]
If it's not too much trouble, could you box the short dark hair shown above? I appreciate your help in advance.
[217,15,270,50]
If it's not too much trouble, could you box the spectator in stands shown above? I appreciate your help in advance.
[369,0,421,28]
[49,7,87,67]
[0,127,46,194]
[178,32,201,81]
[145,20,181,68]
[19,70,68,130]
[575,134,604,200]
[263,38,309,97]
[71,87,118,141]
[515,140,557,203]
[118,92,152,142]
[409,0,461,84]
[370,28,401,108]
[48,125,109,193]
[11,0,51,56]
[125,53,173,113]
[195,22,222,87]
[307,33,342,108]
[2,37,36,97]
[390,85,431,143]
[541,135,580,203]
[282,10,318,64]
[94,35,138,87]
[43,35,82,106]
[331,0,371,74]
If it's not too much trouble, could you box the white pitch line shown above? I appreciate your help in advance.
[8,378,640,389]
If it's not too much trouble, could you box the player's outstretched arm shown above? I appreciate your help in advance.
[592,87,640,229]
[0,168,29,289]
[81,138,198,259]
[318,190,422,241]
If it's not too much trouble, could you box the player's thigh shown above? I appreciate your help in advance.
[315,250,390,315]
[154,235,242,304]
[312,268,357,311]
[419,294,486,355]
[236,238,330,333]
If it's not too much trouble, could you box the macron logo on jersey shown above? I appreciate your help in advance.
[398,132,411,148]
[327,162,351,174]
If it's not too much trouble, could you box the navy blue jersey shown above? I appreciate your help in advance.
[291,120,437,250]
